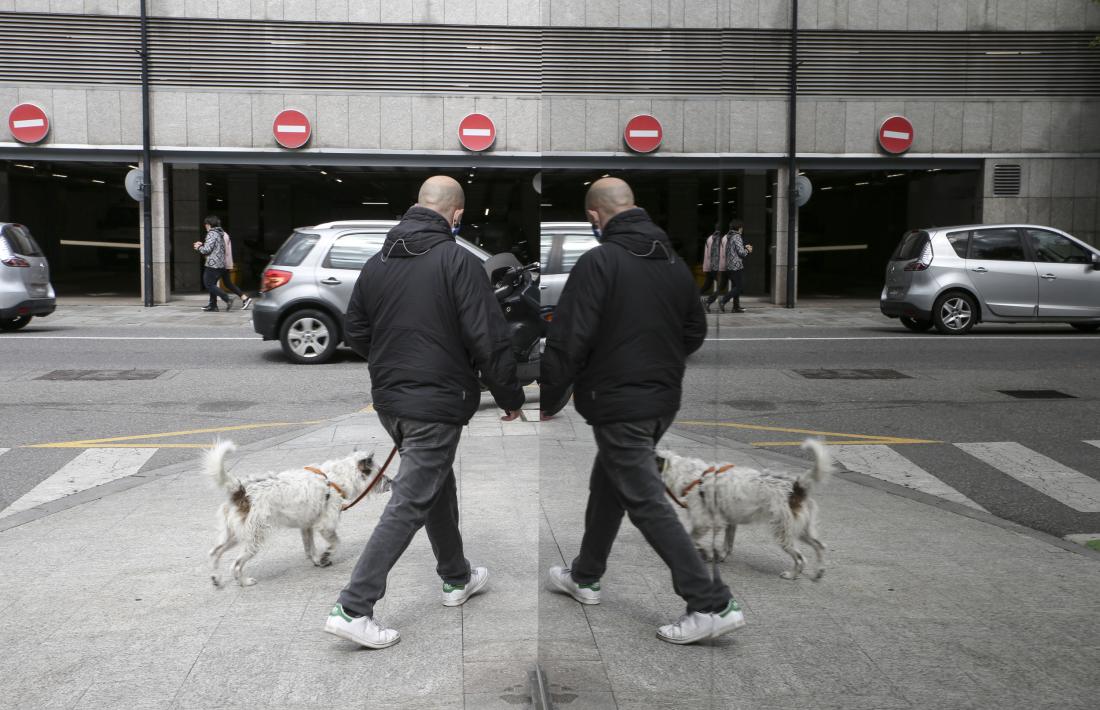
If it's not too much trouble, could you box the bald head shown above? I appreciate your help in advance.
[585,177,636,229]
[417,175,466,228]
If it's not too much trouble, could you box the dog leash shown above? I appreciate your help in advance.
[664,464,735,509]
[342,445,398,512]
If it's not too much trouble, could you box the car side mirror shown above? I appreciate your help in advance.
[1091,253,1100,269]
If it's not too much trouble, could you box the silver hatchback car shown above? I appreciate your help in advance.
[252,220,490,363]
[539,222,600,312]
[880,224,1100,334]
[0,222,56,331]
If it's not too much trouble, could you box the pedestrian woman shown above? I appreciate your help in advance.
[718,220,752,313]
[218,228,252,309]
[193,215,235,312]
[700,226,724,312]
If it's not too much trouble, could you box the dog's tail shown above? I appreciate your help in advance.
[798,438,836,490]
[204,440,239,492]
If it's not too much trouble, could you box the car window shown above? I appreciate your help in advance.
[548,232,600,275]
[1025,229,1091,264]
[891,231,929,260]
[969,228,1025,261]
[323,232,385,270]
[539,235,552,269]
[271,231,320,267]
[0,224,43,256]
[946,230,969,258]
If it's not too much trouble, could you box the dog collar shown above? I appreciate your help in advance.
[304,466,348,499]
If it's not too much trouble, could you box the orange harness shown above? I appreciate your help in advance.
[304,466,348,500]
[665,464,735,509]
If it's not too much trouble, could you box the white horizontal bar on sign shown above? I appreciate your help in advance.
[13,119,45,128]
[462,128,492,136]
[830,444,987,512]
[797,244,869,253]
[276,125,307,133]
[956,442,1100,512]
[629,130,660,138]
[60,240,141,250]
[882,130,911,140]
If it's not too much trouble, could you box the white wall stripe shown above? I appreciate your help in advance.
[830,445,987,512]
[956,442,1100,512]
[0,448,157,518]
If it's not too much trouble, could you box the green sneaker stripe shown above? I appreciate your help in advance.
[330,604,353,622]
[577,582,600,591]
[443,583,466,593]
[718,600,741,617]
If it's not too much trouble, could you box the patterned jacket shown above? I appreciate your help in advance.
[722,231,749,272]
[702,232,723,272]
[198,228,227,269]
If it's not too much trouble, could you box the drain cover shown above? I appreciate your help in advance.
[998,390,1075,399]
[37,370,166,381]
[795,369,911,380]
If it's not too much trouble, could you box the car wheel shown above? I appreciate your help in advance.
[1070,323,1100,333]
[0,315,32,332]
[279,309,338,364]
[899,316,933,332]
[932,293,977,335]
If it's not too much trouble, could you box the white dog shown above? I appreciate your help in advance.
[656,439,835,580]
[204,440,391,587]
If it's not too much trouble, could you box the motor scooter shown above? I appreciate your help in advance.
[483,253,542,387]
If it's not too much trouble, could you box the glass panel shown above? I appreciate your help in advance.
[0,224,43,256]
[1025,229,1091,264]
[270,231,320,267]
[558,233,600,273]
[891,230,929,260]
[323,232,385,270]
[946,230,969,258]
[969,228,1025,261]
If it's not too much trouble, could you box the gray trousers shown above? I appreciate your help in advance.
[338,413,471,618]
[570,416,732,614]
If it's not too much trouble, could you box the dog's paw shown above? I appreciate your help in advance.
[211,575,222,589]
[812,569,825,582]
[780,571,799,580]
[716,552,729,562]
[319,553,333,568]
[238,577,257,587]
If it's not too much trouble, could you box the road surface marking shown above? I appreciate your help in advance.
[0,448,157,518]
[4,336,256,340]
[830,444,987,511]
[703,336,1098,342]
[956,442,1100,512]
[676,420,939,444]
[1085,440,1100,451]
[24,420,324,449]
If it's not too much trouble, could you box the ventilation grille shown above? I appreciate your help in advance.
[0,13,1098,97]
[992,164,1022,196]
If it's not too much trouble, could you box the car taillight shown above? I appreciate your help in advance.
[261,268,292,292]
[904,242,933,271]
[1,257,30,267]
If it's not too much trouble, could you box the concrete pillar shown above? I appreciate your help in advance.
[138,158,170,304]
[772,166,798,306]
[170,166,203,294]
[227,173,260,289]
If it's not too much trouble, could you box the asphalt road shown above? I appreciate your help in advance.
[2,314,1098,539]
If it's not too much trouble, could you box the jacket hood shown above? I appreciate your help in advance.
[601,208,676,261]
[382,205,455,258]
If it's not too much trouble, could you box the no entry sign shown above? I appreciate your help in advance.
[458,113,496,152]
[878,115,914,154]
[8,103,49,144]
[272,109,311,149]
[624,115,663,153]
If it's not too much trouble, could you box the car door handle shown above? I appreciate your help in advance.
[320,277,342,285]
[539,285,548,290]
[970,267,988,273]
[1041,273,1057,280]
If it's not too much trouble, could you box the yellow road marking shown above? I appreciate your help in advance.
[24,420,325,449]
[676,420,940,446]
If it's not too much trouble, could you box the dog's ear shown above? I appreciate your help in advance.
[357,455,374,474]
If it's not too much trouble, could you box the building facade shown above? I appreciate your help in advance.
[1,0,1098,302]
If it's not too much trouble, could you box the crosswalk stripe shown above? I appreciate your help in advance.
[956,442,1100,513]
[1085,441,1100,451]
[830,445,988,512]
[0,448,158,518]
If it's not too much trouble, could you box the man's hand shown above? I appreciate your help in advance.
[501,410,521,421]
[193,241,202,249]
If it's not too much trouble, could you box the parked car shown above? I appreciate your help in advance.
[880,224,1100,334]
[0,222,55,331]
[252,220,491,364]
[539,222,600,314]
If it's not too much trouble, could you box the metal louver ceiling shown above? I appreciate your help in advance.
[0,13,1097,97]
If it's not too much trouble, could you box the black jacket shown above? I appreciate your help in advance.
[344,206,524,424]
[541,208,708,424]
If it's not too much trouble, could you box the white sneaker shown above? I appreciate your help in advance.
[324,604,400,649]
[547,565,601,605]
[442,566,489,607]
[657,599,745,645]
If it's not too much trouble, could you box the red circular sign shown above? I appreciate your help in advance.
[878,115,914,154]
[8,103,50,144]
[458,113,496,152]
[624,114,663,153]
[272,109,311,149]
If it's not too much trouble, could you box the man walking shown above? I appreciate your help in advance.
[325,175,524,649]
[541,178,745,645]
[718,220,752,313]
[193,215,235,312]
